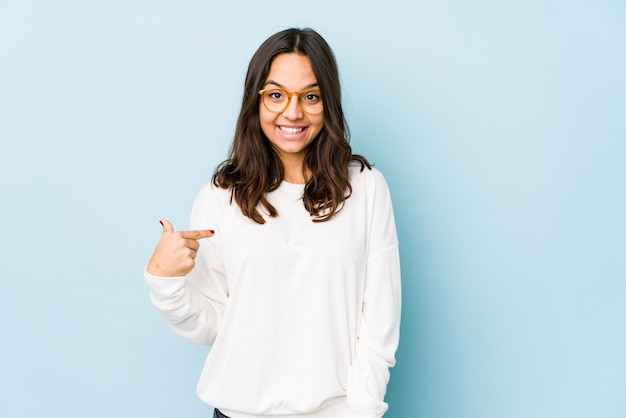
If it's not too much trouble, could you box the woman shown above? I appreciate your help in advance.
[145,28,401,418]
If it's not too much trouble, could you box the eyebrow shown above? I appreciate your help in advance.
[264,80,319,90]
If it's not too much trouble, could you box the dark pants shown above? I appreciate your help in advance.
[213,409,230,418]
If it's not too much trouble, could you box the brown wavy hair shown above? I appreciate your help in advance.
[212,28,370,224]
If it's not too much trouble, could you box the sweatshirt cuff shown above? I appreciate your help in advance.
[144,267,186,296]
[348,400,388,418]
[349,408,386,418]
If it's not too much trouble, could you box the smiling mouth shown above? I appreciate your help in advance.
[278,126,306,134]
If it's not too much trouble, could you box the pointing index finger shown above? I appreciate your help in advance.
[179,229,215,240]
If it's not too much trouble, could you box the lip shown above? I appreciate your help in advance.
[277,125,308,138]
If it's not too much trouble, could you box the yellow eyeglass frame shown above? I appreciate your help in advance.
[258,88,324,115]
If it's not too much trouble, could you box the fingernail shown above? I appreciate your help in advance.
[159,220,164,226]
[210,230,215,234]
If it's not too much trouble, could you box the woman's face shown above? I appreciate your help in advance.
[259,53,324,166]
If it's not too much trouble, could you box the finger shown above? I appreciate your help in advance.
[160,219,174,237]
[179,229,215,240]
[186,239,200,252]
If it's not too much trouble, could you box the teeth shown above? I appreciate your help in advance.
[280,126,304,134]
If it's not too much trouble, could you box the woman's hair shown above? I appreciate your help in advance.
[212,27,370,224]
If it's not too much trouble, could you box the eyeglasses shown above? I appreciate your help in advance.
[259,88,323,115]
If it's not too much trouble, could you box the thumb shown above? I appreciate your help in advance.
[159,219,174,236]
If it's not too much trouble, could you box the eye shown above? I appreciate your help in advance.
[302,91,321,103]
[266,90,285,101]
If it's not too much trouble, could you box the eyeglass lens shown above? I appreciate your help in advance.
[261,89,323,115]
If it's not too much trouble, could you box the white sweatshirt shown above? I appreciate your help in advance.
[145,165,401,418]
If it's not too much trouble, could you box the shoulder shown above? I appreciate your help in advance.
[194,181,231,204]
[347,164,395,213]
[348,163,389,190]
[190,182,233,223]
[346,163,398,246]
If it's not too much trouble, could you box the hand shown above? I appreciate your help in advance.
[146,219,214,277]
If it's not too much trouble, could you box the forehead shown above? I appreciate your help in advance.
[266,53,317,88]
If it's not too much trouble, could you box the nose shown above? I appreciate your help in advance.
[282,93,303,120]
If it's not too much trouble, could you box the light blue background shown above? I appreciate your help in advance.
[1,1,625,417]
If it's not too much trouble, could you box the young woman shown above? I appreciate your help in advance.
[145,28,401,418]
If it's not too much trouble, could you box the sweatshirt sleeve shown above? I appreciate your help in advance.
[144,184,228,345]
[347,170,402,418]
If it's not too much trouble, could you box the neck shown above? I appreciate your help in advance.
[281,156,308,184]
[283,167,308,184]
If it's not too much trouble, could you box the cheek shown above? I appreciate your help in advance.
[259,107,275,133]
[311,115,325,132]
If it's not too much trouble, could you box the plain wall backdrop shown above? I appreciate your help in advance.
[1,1,625,417]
